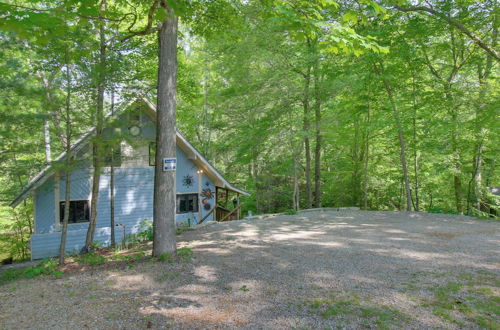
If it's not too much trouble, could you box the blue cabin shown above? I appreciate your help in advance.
[11,99,248,260]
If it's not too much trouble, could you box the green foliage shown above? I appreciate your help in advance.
[0,204,33,261]
[0,0,498,252]
[75,252,106,266]
[305,293,405,328]
[176,223,189,235]
[0,259,61,285]
[239,285,250,292]
[123,219,153,247]
[176,247,193,262]
[158,252,171,262]
[137,219,154,241]
[429,279,500,329]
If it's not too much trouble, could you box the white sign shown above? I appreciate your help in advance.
[163,158,177,171]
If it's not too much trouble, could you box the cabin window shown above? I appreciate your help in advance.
[176,194,198,214]
[149,142,156,166]
[103,143,121,167]
[59,200,90,224]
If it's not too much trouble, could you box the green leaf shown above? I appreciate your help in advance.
[342,10,358,24]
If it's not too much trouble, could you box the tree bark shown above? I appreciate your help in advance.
[374,62,412,211]
[362,100,371,210]
[352,119,361,206]
[447,90,463,214]
[85,0,107,250]
[59,48,72,265]
[153,5,178,256]
[110,86,116,247]
[59,171,71,265]
[411,71,420,211]
[468,43,494,213]
[292,154,300,211]
[44,119,51,165]
[313,61,322,208]
[302,66,312,209]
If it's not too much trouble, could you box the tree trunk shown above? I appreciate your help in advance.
[302,66,312,209]
[468,51,494,213]
[392,100,413,212]
[59,171,71,265]
[110,148,116,247]
[153,6,178,256]
[44,119,51,165]
[375,62,412,211]
[292,153,300,211]
[473,144,483,211]
[411,71,420,211]
[110,86,116,248]
[313,62,322,208]
[352,120,361,206]
[85,0,107,250]
[448,95,463,214]
[362,102,371,210]
[59,48,72,265]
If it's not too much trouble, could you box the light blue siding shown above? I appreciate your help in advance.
[35,179,55,234]
[105,167,154,233]
[31,227,115,260]
[31,140,216,259]
[59,168,91,201]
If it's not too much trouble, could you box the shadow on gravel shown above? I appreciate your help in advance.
[99,211,498,328]
[1,211,498,329]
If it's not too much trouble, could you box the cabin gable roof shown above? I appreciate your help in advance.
[10,98,248,207]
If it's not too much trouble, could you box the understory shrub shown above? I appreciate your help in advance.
[123,219,153,247]
[0,204,33,261]
[0,259,61,285]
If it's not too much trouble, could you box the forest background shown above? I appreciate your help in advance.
[0,0,498,260]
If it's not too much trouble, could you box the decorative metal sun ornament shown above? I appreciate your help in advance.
[182,175,194,188]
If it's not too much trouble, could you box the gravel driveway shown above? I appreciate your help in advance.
[1,210,499,329]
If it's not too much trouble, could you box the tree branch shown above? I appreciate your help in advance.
[393,5,499,62]
[120,0,160,43]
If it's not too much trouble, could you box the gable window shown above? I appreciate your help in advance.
[59,200,90,224]
[176,194,198,214]
[103,143,121,167]
[149,142,156,166]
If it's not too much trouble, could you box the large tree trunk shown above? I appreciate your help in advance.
[85,0,107,250]
[302,66,312,209]
[153,6,178,257]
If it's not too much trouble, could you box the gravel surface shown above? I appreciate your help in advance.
[0,210,499,329]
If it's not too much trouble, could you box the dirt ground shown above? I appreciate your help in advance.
[0,210,499,329]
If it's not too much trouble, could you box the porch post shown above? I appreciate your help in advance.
[197,170,202,222]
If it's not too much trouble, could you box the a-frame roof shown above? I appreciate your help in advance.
[10,98,248,207]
